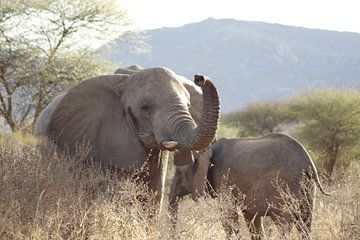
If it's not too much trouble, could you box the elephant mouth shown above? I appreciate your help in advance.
[127,107,180,151]
[139,133,177,151]
[128,107,177,150]
[128,107,157,146]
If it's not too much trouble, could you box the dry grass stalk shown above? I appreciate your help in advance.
[0,140,359,239]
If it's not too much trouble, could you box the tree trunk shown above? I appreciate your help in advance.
[325,143,339,179]
[4,114,17,132]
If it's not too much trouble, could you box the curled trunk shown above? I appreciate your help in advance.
[177,75,220,151]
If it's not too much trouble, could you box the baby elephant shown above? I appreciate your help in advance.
[169,133,331,240]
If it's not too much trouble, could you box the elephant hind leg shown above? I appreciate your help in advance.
[295,201,314,240]
[243,211,264,240]
[269,210,293,239]
[295,215,312,240]
[295,183,315,239]
[221,208,240,238]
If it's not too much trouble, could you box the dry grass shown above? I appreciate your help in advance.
[0,142,170,240]
[174,166,360,240]
[311,163,360,240]
[0,140,359,239]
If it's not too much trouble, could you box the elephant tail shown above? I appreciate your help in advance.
[313,170,334,196]
[286,134,334,196]
[304,156,334,195]
[302,150,334,196]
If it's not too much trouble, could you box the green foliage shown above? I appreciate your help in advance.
[220,89,360,177]
[216,123,239,139]
[223,102,290,137]
[0,131,38,146]
[288,89,360,176]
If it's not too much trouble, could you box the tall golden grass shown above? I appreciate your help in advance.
[0,139,359,239]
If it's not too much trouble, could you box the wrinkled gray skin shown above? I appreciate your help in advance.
[35,67,220,211]
[169,133,331,239]
[114,65,204,166]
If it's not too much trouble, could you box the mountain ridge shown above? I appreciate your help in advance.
[105,18,360,112]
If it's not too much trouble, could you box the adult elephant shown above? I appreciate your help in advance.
[114,65,204,166]
[169,133,332,240]
[34,67,220,209]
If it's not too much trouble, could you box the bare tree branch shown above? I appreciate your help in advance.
[0,0,139,132]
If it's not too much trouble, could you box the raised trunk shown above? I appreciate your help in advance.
[177,75,220,151]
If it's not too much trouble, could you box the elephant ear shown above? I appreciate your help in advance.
[177,75,202,122]
[173,75,203,166]
[47,74,147,170]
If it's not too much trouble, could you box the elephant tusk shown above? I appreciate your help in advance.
[161,141,178,149]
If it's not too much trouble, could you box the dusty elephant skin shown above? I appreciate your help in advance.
[114,64,144,75]
[34,67,220,211]
[169,133,332,240]
[114,65,205,167]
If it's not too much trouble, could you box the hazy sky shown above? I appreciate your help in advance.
[120,0,360,33]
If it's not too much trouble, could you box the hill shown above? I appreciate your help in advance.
[105,18,360,112]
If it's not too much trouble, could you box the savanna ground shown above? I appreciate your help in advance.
[0,133,359,240]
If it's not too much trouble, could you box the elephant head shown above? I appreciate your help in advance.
[114,65,207,166]
[114,65,202,124]
[46,67,220,170]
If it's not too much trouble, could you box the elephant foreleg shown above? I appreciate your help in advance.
[243,211,264,240]
[221,206,240,238]
[168,199,179,239]
[168,200,179,226]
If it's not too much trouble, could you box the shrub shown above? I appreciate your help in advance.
[223,102,290,137]
[288,89,360,178]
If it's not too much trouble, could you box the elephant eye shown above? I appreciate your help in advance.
[141,105,151,113]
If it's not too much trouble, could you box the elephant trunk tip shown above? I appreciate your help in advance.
[194,75,207,87]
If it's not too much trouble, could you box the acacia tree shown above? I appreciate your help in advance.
[289,89,360,178]
[223,102,290,137]
[0,0,137,131]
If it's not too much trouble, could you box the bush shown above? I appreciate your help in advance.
[223,102,290,137]
[221,89,360,178]
[288,89,360,178]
